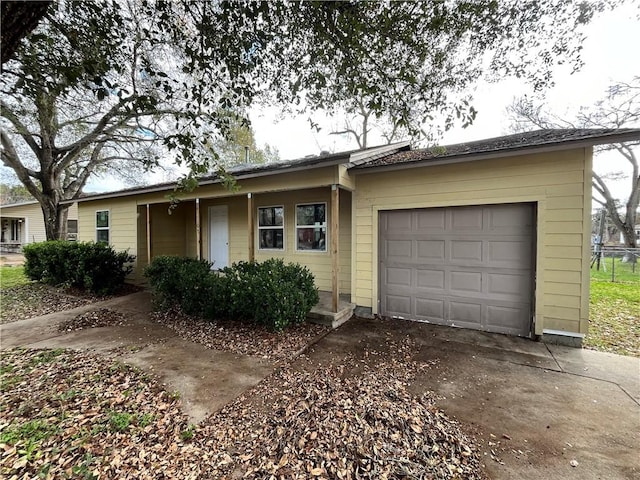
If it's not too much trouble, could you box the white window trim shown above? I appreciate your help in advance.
[96,209,110,243]
[295,202,328,253]
[257,205,285,251]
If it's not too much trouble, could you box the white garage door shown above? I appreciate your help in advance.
[379,204,534,337]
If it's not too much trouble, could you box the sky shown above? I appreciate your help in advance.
[86,2,639,202]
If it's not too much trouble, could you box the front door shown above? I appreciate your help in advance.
[209,205,229,269]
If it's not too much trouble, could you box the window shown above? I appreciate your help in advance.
[96,210,109,243]
[258,206,284,250]
[296,203,326,251]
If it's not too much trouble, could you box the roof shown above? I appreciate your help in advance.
[350,128,640,172]
[0,200,39,209]
[64,141,411,203]
[62,127,640,204]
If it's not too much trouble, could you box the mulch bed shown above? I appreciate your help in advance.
[151,309,332,362]
[57,308,129,333]
[0,283,141,325]
[1,344,485,479]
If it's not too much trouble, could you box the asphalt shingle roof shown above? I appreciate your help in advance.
[351,128,640,170]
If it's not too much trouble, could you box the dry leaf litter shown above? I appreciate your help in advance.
[151,309,331,361]
[1,340,485,479]
[57,308,129,332]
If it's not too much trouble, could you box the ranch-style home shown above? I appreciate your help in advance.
[65,128,640,345]
[0,200,78,252]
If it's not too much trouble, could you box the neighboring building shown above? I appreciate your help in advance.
[619,225,640,245]
[64,128,640,345]
[0,200,78,251]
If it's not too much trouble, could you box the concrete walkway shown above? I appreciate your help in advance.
[0,291,274,424]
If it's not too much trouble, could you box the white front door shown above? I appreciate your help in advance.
[209,205,229,269]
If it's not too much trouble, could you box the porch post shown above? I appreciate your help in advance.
[247,193,255,261]
[331,184,340,313]
[146,204,151,264]
[195,198,201,260]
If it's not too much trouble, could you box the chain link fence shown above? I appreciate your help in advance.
[590,246,640,282]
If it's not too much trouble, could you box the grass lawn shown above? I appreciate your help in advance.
[0,266,29,288]
[587,258,640,357]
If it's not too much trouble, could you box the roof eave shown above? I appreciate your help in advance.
[351,130,640,174]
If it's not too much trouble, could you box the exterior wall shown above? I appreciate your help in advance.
[352,148,592,336]
[77,196,138,274]
[77,181,353,292]
[0,201,78,244]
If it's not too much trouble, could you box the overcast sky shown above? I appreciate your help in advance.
[87,3,639,201]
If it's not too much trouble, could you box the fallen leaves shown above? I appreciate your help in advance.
[0,284,90,324]
[57,308,128,332]
[1,342,486,479]
[151,309,330,361]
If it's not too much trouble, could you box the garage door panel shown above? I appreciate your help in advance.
[380,203,534,337]
[487,273,531,299]
[451,207,483,230]
[386,267,412,287]
[487,241,531,266]
[415,297,444,320]
[417,240,445,260]
[416,268,445,289]
[487,204,534,232]
[387,210,412,230]
[416,209,446,231]
[450,271,482,293]
[450,240,483,262]
[486,305,529,335]
[385,295,412,316]
[386,239,412,259]
[449,301,483,325]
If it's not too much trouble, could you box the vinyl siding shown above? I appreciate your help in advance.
[1,201,78,244]
[353,148,592,336]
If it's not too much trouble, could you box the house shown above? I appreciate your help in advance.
[0,200,78,252]
[65,128,640,346]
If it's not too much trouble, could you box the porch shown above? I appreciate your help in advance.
[135,183,354,319]
[308,291,355,328]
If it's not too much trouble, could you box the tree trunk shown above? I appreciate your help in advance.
[41,200,70,241]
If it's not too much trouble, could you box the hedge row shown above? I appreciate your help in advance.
[144,256,319,331]
[23,241,135,295]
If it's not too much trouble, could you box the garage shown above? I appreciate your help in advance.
[379,203,535,336]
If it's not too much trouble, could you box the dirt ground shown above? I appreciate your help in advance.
[2,291,638,479]
[304,317,640,480]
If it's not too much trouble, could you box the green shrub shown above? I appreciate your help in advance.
[144,256,319,331]
[144,256,214,312]
[23,241,134,295]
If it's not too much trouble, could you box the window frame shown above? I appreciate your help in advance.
[257,205,285,251]
[295,202,328,253]
[96,210,110,244]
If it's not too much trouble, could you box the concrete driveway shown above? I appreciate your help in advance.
[306,317,640,480]
[2,294,638,479]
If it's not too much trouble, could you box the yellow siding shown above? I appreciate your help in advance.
[353,148,591,336]
[77,197,138,278]
[0,201,78,244]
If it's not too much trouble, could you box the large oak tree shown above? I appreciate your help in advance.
[1,0,614,239]
[508,77,640,252]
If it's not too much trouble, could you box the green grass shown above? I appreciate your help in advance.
[587,261,640,357]
[590,256,639,283]
[0,266,29,288]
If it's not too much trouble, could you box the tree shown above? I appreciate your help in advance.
[508,77,640,253]
[0,1,51,65]
[0,183,32,204]
[209,114,279,167]
[1,1,612,239]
